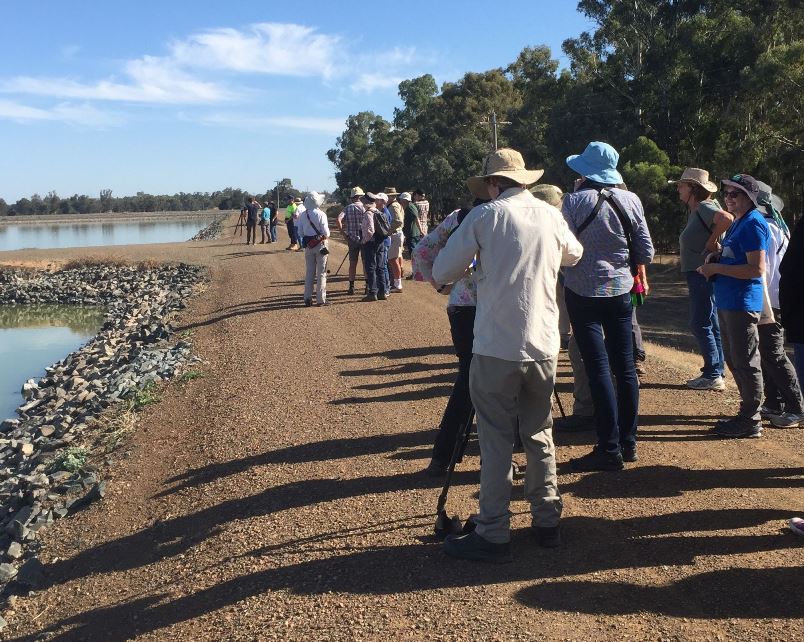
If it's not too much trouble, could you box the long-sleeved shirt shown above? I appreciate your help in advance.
[433,187,583,361]
[561,187,654,297]
[298,207,330,239]
[361,207,376,244]
[388,201,404,232]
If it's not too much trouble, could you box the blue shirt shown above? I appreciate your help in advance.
[714,209,769,312]
[561,187,654,297]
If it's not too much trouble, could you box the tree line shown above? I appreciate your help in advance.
[327,0,803,252]
[0,179,313,217]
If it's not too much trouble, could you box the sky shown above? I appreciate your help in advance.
[0,1,595,203]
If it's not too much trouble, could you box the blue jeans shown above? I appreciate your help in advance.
[361,239,387,295]
[565,288,639,456]
[269,221,278,242]
[685,271,725,378]
[794,344,804,390]
[380,243,390,294]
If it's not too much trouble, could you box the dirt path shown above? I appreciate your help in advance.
[2,216,802,641]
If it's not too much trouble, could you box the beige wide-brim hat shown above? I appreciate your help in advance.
[467,148,544,199]
[668,168,718,193]
[350,186,365,198]
[529,184,563,208]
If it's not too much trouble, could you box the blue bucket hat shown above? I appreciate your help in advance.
[566,141,624,185]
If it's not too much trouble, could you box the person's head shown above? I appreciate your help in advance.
[755,180,785,216]
[398,192,412,204]
[669,168,718,208]
[720,174,760,217]
[350,186,365,202]
[413,189,426,202]
[250,197,257,203]
[383,187,399,202]
[304,191,325,212]
[565,141,623,186]
[467,148,543,200]
[368,192,388,208]
[529,184,563,208]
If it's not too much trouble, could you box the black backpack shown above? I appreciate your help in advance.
[373,208,391,241]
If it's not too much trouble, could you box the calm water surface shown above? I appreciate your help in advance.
[0,305,104,421]
[0,216,215,252]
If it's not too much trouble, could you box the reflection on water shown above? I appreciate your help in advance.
[0,305,103,421]
[0,217,215,251]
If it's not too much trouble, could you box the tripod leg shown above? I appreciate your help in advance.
[334,249,349,276]
[553,387,566,419]
[435,408,475,517]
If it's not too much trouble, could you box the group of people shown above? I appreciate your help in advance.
[399,141,803,561]
[241,197,279,245]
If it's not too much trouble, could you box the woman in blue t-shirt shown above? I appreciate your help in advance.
[698,174,770,438]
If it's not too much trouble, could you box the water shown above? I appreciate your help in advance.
[0,305,104,421]
[0,216,216,252]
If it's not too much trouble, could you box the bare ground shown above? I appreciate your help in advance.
[1,215,801,641]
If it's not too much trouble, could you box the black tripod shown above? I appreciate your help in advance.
[230,210,247,244]
[433,387,566,539]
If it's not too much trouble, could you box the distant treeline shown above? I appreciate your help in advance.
[328,0,803,252]
[0,179,323,217]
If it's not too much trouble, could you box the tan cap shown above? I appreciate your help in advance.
[350,186,365,198]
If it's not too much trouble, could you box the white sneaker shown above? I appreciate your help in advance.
[686,375,726,391]
[769,412,803,428]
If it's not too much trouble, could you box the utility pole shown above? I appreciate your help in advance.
[274,180,281,208]
[478,110,511,151]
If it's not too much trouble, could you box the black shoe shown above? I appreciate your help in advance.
[378,292,388,301]
[362,293,377,302]
[425,458,448,477]
[621,445,638,462]
[443,531,512,563]
[713,418,762,438]
[531,523,561,548]
[553,414,595,432]
[347,285,355,295]
[570,448,624,472]
[304,299,312,307]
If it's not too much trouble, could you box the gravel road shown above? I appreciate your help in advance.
[2,214,802,641]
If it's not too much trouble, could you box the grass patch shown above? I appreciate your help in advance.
[128,381,161,411]
[178,369,204,383]
[49,446,89,474]
[102,410,136,453]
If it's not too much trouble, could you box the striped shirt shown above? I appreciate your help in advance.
[338,201,365,243]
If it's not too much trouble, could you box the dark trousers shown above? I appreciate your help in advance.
[432,306,476,463]
[361,239,387,295]
[286,220,297,244]
[269,221,278,242]
[759,317,803,414]
[246,222,256,244]
[565,288,639,455]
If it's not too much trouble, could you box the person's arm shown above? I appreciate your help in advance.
[630,200,655,266]
[337,209,345,231]
[705,209,734,253]
[412,213,456,285]
[638,264,649,295]
[699,249,766,280]
[559,217,583,267]
[433,211,479,285]
[320,211,330,238]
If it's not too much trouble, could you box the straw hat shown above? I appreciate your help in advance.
[383,186,399,197]
[529,184,563,208]
[668,168,718,193]
[467,148,544,199]
[350,186,365,198]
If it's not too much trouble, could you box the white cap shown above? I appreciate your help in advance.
[398,192,412,201]
[367,192,388,202]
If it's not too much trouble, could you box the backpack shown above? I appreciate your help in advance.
[373,208,391,241]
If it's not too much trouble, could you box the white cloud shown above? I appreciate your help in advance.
[0,99,121,127]
[195,112,345,135]
[350,73,404,93]
[170,23,341,78]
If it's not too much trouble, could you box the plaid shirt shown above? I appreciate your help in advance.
[338,201,365,242]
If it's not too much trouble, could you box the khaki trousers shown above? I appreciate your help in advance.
[469,354,562,543]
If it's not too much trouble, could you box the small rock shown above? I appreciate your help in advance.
[6,542,22,560]
[0,563,17,582]
[16,557,45,589]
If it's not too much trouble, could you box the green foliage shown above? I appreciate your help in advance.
[178,369,204,383]
[328,0,803,251]
[50,446,89,474]
[129,381,161,411]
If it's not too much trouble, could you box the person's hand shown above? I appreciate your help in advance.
[703,252,720,265]
[705,239,721,253]
[698,262,719,278]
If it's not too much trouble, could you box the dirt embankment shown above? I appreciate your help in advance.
[1,214,801,641]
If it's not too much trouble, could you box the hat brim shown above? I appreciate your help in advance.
[668,178,719,193]
[466,168,544,200]
[566,154,623,185]
[721,179,759,206]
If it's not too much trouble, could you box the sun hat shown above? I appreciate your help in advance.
[466,148,544,199]
[350,186,365,198]
[668,168,718,193]
[755,181,785,215]
[383,186,399,197]
[367,192,388,203]
[566,141,623,185]
[398,192,412,201]
[721,174,760,206]
[293,197,303,204]
[529,184,563,207]
[303,192,325,211]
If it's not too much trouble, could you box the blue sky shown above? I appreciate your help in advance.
[0,1,595,203]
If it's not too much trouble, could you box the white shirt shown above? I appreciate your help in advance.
[764,217,788,309]
[433,187,583,361]
[298,207,330,239]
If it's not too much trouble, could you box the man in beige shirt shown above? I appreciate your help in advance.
[433,148,583,562]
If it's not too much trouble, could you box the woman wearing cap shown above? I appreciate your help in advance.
[561,142,655,471]
[698,174,770,438]
[672,168,734,390]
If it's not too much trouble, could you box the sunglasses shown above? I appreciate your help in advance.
[722,190,744,199]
